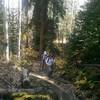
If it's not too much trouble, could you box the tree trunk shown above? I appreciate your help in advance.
[18,0,22,60]
[25,2,29,48]
[3,0,10,62]
[40,23,45,53]
[39,0,48,53]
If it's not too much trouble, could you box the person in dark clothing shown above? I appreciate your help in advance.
[45,53,55,78]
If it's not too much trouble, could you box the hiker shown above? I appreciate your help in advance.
[41,51,48,71]
[45,53,55,77]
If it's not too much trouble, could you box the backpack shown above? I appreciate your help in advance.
[46,57,54,65]
[46,57,50,63]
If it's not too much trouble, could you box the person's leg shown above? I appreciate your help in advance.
[47,66,53,78]
[44,63,48,73]
[43,60,45,71]
[44,61,47,72]
[40,60,44,71]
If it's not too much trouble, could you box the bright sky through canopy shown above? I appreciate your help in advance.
[77,0,87,10]
[9,0,19,8]
[79,0,87,6]
[8,0,86,9]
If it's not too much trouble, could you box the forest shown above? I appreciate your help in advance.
[0,0,100,100]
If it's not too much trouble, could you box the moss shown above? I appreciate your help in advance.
[11,92,52,100]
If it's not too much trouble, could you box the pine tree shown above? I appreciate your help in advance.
[68,0,100,64]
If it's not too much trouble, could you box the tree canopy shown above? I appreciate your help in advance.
[31,0,65,52]
[67,0,100,64]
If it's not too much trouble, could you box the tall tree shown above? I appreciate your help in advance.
[18,0,22,60]
[0,0,4,58]
[3,0,10,62]
[22,0,32,48]
[39,0,48,52]
[31,0,65,52]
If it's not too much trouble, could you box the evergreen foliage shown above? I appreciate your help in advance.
[67,0,100,64]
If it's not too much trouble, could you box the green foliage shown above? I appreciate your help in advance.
[75,67,100,99]
[64,2,100,99]
[62,64,100,99]
[11,92,52,100]
[67,0,100,64]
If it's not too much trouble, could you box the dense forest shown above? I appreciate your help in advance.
[0,0,100,100]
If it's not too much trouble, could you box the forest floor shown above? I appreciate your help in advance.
[0,60,78,100]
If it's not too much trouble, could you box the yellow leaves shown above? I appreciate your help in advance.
[22,32,32,41]
[55,57,66,69]
[22,34,27,41]
[12,92,52,100]
[74,79,90,90]
[23,47,38,56]
[75,80,88,85]
[21,47,38,64]
[19,47,38,68]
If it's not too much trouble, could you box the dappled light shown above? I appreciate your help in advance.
[0,0,100,100]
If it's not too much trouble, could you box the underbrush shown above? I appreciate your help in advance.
[53,56,66,78]
[55,55,100,100]
[62,65,100,100]
[75,67,100,100]
[11,47,38,68]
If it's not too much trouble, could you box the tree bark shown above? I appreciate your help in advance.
[3,0,10,62]
[25,0,29,48]
[18,0,22,60]
[39,0,48,53]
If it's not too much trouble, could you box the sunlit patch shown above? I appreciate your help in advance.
[4,0,19,8]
